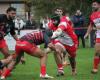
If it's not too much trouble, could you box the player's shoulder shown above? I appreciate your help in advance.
[60,16,71,22]
[0,14,7,23]
[90,11,98,17]
[0,14,6,19]
[60,16,66,20]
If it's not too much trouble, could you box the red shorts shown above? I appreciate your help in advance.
[96,38,100,43]
[15,40,37,55]
[64,43,78,58]
[0,39,7,49]
[52,40,78,58]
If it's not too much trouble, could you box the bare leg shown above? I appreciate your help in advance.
[91,43,100,74]
[0,46,10,58]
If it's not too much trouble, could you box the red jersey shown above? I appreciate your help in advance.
[90,11,100,27]
[48,16,78,46]
[57,16,78,46]
[90,11,100,39]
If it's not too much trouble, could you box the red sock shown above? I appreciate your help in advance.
[0,70,2,76]
[41,65,46,76]
[57,64,63,71]
[93,57,100,69]
[2,68,11,77]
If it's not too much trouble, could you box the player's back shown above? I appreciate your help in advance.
[20,30,44,45]
[58,16,78,45]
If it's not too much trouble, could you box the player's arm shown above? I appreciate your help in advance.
[0,55,13,69]
[51,28,62,39]
[84,23,93,39]
[11,34,19,41]
[43,32,51,48]
[51,21,67,39]
[10,23,19,41]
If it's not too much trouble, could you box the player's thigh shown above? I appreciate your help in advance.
[30,47,45,58]
[95,43,100,53]
[65,46,76,58]
[0,45,10,58]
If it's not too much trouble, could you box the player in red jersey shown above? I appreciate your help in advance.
[84,0,100,74]
[0,30,53,79]
[48,7,78,76]
[54,7,73,67]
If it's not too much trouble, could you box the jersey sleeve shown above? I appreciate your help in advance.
[58,21,68,30]
[48,20,57,31]
[89,14,94,25]
[0,14,6,23]
[43,32,51,48]
[10,22,16,35]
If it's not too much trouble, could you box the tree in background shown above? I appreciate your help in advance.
[25,0,93,24]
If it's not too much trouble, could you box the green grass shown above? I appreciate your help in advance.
[0,47,100,80]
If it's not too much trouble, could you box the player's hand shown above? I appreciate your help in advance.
[0,31,4,40]
[48,43,55,51]
[84,33,88,39]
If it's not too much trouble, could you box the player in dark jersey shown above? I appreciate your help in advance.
[0,30,53,79]
[0,7,18,58]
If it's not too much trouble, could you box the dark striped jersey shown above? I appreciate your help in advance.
[20,30,51,48]
[0,14,16,36]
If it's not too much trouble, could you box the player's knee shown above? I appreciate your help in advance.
[95,52,100,57]
[38,51,46,58]
[4,53,10,58]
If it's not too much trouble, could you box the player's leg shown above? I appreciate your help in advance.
[0,55,13,67]
[17,41,53,79]
[0,54,15,79]
[0,55,13,75]
[0,39,10,58]
[27,47,54,78]
[48,42,66,76]
[53,43,66,76]
[65,44,77,76]
[91,43,100,74]
[68,55,76,75]
[0,41,24,79]
[62,53,70,67]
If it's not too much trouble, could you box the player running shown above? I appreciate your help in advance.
[48,8,78,76]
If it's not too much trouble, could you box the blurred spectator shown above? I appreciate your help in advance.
[15,16,25,35]
[72,10,86,48]
[40,16,49,30]
[25,15,37,29]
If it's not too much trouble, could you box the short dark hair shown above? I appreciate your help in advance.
[53,7,66,16]
[92,0,100,4]
[6,7,16,13]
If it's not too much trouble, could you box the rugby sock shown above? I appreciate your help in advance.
[0,70,2,76]
[57,64,63,72]
[1,68,11,77]
[41,65,46,76]
[93,57,100,69]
